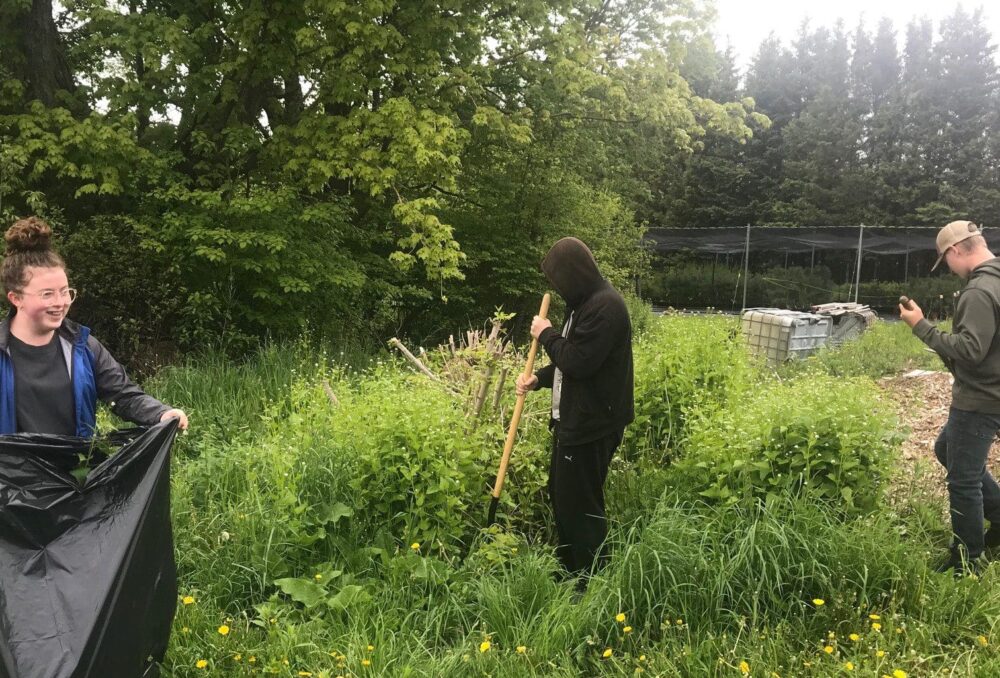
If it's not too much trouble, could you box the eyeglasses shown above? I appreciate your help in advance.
[16,288,77,303]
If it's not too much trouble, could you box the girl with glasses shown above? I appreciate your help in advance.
[0,216,188,436]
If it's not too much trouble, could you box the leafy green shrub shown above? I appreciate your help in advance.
[624,314,753,462]
[671,372,898,513]
[623,292,655,339]
[795,319,948,378]
[61,214,182,372]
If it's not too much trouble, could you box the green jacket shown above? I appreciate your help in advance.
[914,256,1000,414]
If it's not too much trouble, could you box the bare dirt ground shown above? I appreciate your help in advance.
[879,370,1000,509]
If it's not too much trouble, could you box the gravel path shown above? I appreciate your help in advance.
[879,370,1000,513]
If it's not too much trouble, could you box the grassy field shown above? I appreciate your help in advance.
[145,313,1000,677]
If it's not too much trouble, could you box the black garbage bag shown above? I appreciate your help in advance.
[0,420,179,678]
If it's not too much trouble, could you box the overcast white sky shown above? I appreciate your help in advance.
[711,0,1000,70]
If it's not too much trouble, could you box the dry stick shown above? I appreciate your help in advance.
[469,320,505,425]
[388,337,438,380]
[468,364,495,431]
[488,319,501,344]
[491,366,510,413]
[488,293,551,525]
[321,379,340,407]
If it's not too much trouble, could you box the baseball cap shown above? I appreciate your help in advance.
[932,220,981,271]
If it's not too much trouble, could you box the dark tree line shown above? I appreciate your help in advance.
[660,7,1000,231]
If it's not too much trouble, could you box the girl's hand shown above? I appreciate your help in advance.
[161,408,189,430]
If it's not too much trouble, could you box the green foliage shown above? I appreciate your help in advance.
[153,317,1000,675]
[799,319,949,378]
[645,262,837,311]
[673,372,897,513]
[624,314,752,461]
[1,0,759,352]
[644,259,964,319]
[830,277,963,318]
[61,214,181,369]
[622,293,655,339]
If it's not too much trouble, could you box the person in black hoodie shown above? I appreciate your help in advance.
[900,220,1000,574]
[516,237,634,582]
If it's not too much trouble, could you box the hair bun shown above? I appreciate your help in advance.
[5,217,53,255]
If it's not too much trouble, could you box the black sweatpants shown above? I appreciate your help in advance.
[548,425,624,575]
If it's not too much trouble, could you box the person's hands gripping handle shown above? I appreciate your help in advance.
[488,293,550,525]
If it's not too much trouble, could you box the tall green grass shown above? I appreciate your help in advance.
[791,318,949,378]
[150,315,998,677]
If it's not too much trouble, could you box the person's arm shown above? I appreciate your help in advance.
[88,336,174,426]
[539,302,624,379]
[912,289,997,365]
[534,363,555,389]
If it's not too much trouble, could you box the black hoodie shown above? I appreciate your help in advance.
[914,256,1000,414]
[533,238,634,445]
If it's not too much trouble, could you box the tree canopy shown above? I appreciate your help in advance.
[3,2,996,357]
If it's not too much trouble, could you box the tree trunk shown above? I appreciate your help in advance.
[14,0,81,111]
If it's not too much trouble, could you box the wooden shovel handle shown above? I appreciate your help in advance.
[490,293,551,501]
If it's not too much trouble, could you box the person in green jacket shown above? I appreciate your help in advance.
[900,220,1000,574]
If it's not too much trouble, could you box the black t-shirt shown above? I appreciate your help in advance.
[8,333,76,435]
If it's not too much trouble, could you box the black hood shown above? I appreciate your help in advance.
[540,237,604,308]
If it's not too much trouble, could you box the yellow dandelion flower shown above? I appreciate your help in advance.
[314,573,322,580]
[479,640,491,653]
[876,650,885,658]
[602,648,613,658]
[676,618,683,625]
[624,626,633,634]
[978,635,989,647]
[181,627,190,634]
[361,659,371,666]
[616,613,626,623]
[739,660,750,675]
[249,656,256,664]
[195,659,208,669]
[845,661,854,671]
[217,624,230,636]
[298,673,313,677]
[824,645,834,654]
[869,614,881,620]
[410,542,420,551]
[849,633,860,642]
[182,596,195,605]
[639,655,646,661]
[233,654,242,661]
[516,646,527,654]
[872,622,882,632]
[812,598,825,606]
[893,671,907,678]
